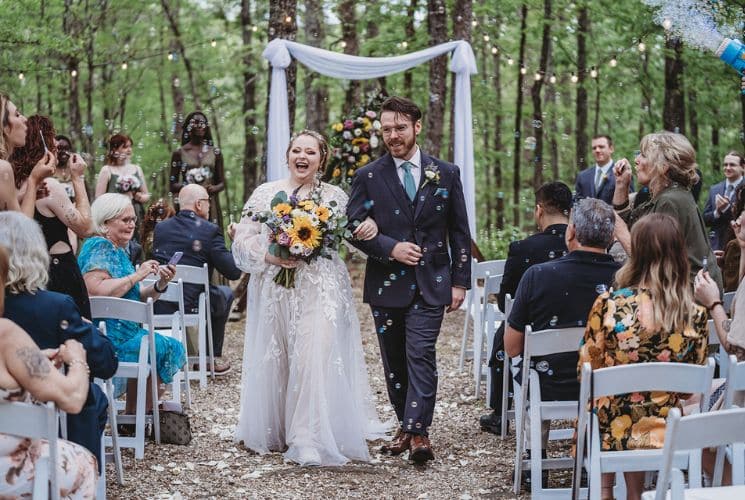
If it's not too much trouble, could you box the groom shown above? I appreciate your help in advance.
[347,96,471,464]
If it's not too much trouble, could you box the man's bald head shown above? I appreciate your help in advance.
[179,184,209,215]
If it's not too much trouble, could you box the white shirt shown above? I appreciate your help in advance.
[393,147,422,190]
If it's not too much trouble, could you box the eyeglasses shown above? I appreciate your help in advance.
[114,216,137,225]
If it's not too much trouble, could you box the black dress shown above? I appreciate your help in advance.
[34,209,92,319]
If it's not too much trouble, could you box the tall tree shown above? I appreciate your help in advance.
[663,37,685,133]
[513,3,528,226]
[424,0,448,157]
[63,0,83,150]
[492,22,504,229]
[242,0,259,198]
[575,2,589,172]
[448,0,471,162]
[266,0,298,132]
[403,0,418,98]
[530,0,552,189]
[161,0,202,109]
[339,0,359,112]
[303,0,328,133]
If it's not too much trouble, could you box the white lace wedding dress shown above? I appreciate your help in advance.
[232,180,389,466]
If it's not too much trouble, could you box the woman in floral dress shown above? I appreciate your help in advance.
[578,213,708,500]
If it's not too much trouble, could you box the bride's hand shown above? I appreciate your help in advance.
[353,217,378,241]
[265,252,298,269]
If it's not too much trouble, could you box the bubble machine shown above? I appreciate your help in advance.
[716,38,745,93]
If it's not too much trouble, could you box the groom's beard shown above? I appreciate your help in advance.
[384,136,417,159]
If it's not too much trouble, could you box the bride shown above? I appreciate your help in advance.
[232,130,389,466]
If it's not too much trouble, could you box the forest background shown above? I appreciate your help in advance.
[2,0,744,257]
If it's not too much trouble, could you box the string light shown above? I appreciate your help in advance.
[571,72,578,83]
[549,73,557,84]
[534,72,542,81]
[507,57,514,65]
[638,42,646,52]
[210,39,217,47]
[402,41,408,48]
[472,20,478,27]
[18,72,24,80]
[609,57,618,67]
[71,69,78,77]
[590,66,598,78]
[251,25,258,32]
[284,15,292,24]
[121,62,128,70]
[483,34,490,42]
[520,66,527,75]
[662,18,672,30]
[167,53,174,61]
[491,46,498,55]
[340,41,347,48]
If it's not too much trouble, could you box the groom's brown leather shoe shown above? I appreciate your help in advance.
[409,434,434,463]
[380,429,411,455]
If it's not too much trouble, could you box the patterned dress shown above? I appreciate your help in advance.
[0,387,97,499]
[577,287,708,451]
[78,236,185,385]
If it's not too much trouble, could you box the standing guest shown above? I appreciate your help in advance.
[0,93,54,215]
[578,213,709,500]
[0,211,117,464]
[347,96,472,464]
[575,135,632,205]
[141,198,176,260]
[95,133,150,240]
[79,193,184,415]
[0,246,98,499]
[612,131,722,290]
[153,184,240,375]
[721,184,745,291]
[480,181,572,434]
[703,151,745,251]
[10,115,93,318]
[169,111,226,229]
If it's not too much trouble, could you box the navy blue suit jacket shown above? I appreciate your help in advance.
[574,163,633,205]
[4,290,118,461]
[703,180,740,251]
[152,210,241,311]
[346,151,472,307]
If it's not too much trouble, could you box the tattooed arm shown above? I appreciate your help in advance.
[38,177,92,238]
[0,319,89,413]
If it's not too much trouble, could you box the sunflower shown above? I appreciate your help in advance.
[332,168,341,177]
[288,215,322,249]
[315,205,331,223]
[298,199,316,211]
[273,203,292,217]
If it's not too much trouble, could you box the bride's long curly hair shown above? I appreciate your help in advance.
[615,213,696,334]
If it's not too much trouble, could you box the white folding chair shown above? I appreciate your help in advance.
[479,274,506,399]
[640,407,745,500]
[459,259,506,370]
[512,325,586,497]
[500,294,515,438]
[90,296,160,459]
[143,277,191,409]
[94,359,124,489]
[174,264,215,387]
[720,355,745,486]
[573,359,716,500]
[0,400,59,500]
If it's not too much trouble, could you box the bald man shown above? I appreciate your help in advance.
[153,184,241,375]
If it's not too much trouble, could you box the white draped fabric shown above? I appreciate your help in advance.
[262,38,478,236]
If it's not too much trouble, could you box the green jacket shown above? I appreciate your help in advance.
[624,185,724,292]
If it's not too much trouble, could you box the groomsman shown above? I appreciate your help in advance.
[347,96,472,464]
[575,135,632,205]
[703,151,744,251]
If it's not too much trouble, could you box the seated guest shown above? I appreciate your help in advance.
[0,245,97,498]
[79,193,185,416]
[579,213,709,500]
[0,212,117,464]
[480,181,572,434]
[10,115,93,318]
[141,198,175,260]
[505,197,620,400]
[153,184,241,375]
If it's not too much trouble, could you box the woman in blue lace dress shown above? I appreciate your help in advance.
[78,193,185,415]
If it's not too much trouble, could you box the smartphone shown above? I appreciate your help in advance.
[168,251,184,266]
[39,131,49,153]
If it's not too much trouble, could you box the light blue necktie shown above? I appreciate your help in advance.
[400,161,417,202]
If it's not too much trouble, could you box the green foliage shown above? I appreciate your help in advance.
[477,225,527,261]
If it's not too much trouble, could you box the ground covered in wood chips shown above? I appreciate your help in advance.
[108,261,532,499]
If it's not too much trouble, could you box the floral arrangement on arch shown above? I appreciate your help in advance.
[324,93,387,190]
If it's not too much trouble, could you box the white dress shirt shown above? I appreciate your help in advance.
[594,160,613,186]
[393,147,422,190]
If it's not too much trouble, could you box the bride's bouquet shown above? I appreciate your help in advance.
[115,174,141,194]
[246,186,352,288]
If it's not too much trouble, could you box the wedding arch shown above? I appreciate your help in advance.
[262,38,478,236]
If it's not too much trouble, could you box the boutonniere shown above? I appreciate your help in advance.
[421,163,440,188]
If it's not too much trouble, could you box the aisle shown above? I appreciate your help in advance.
[108,261,520,499]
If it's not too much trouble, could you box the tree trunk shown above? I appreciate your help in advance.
[491,19,504,229]
[575,3,589,172]
[712,113,720,173]
[161,0,202,110]
[530,0,551,190]
[424,0,448,157]
[266,0,298,136]
[663,37,685,133]
[593,80,600,136]
[638,49,653,139]
[448,0,471,162]
[63,1,83,150]
[242,0,259,200]
[688,89,699,150]
[304,0,328,133]
[513,3,528,226]
[403,0,418,98]
[170,36,185,141]
[339,0,360,112]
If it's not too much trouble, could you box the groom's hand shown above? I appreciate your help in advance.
[391,242,422,266]
[446,286,466,313]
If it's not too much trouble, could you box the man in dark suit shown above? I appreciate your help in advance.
[347,96,471,464]
[575,135,632,204]
[0,212,118,466]
[703,151,744,251]
[153,184,241,375]
[479,181,572,434]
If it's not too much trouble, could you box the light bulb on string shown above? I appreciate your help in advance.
[211,39,217,47]
[549,73,557,84]
[121,62,128,70]
[638,41,646,52]
[590,66,598,78]
[609,57,618,67]
[340,41,347,48]
[483,34,490,42]
[402,41,408,48]
[251,25,258,32]
[71,69,78,77]
[507,57,514,65]
[284,15,292,24]
[534,72,542,81]
[18,72,24,80]
[491,46,498,55]
[571,72,578,83]
[662,18,672,30]
[472,20,478,27]
[167,52,174,61]
[520,66,527,75]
